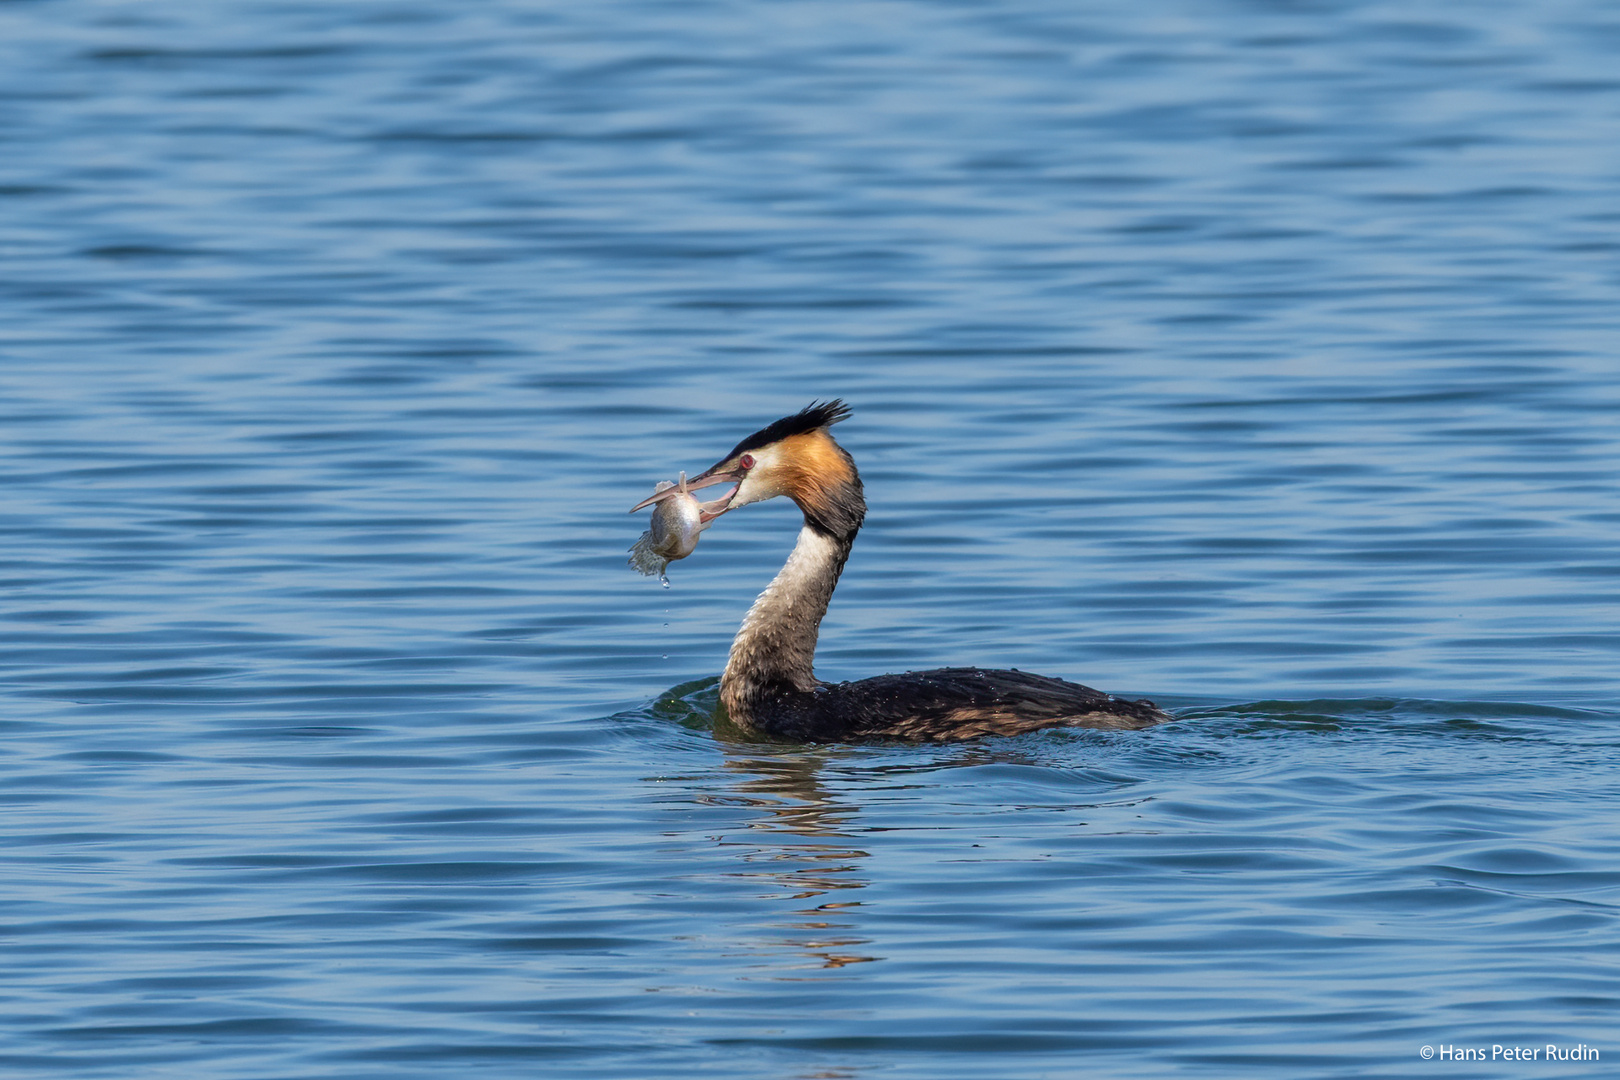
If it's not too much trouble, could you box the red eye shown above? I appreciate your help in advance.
[739,454,755,469]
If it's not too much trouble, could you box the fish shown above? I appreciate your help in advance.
[628,472,715,581]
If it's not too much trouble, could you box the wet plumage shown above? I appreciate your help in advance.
[741,667,1168,743]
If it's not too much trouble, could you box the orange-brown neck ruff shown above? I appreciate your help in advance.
[772,429,865,541]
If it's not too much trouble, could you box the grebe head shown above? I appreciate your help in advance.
[629,400,864,540]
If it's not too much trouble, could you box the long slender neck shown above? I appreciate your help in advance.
[720,524,855,725]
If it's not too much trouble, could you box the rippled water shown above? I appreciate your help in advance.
[3,1,1618,1076]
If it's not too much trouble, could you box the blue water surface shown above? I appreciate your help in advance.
[1,1,1618,1077]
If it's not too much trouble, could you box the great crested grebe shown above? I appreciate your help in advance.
[631,401,1169,742]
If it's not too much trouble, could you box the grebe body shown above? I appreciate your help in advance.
[632,401,1168,742]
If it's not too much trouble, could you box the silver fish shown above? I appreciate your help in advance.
[628,472,714,581]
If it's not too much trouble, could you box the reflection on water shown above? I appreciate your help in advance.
[717,753,879,972]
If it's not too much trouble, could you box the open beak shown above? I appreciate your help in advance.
[629,462,747,522]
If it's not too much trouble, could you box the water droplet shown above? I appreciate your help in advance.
[660,575,670,588]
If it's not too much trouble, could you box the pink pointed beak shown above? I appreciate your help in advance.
[629,462,746,522]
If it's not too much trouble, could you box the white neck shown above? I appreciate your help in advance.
[722,526,849,705]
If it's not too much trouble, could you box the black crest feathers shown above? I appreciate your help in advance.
[718,399,851,464]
